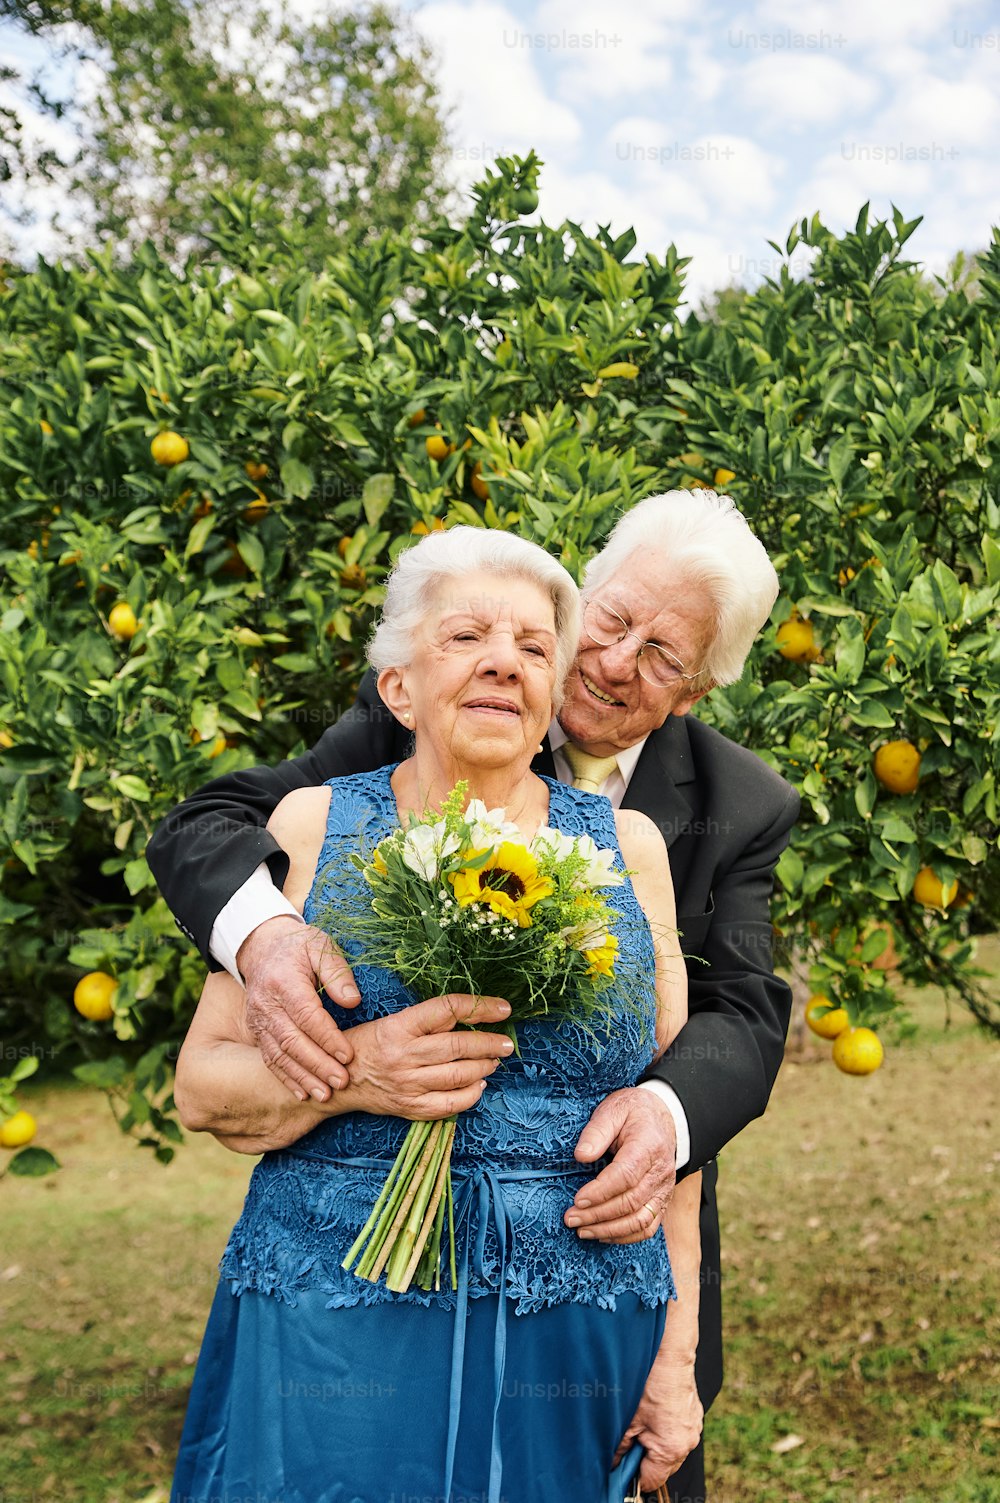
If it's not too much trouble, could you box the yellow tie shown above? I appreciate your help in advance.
[563,743,619,794]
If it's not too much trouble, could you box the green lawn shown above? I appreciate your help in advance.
[2,947,998,1503]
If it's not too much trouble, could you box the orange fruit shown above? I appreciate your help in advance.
[912,867,958,910]
[108,602,139,640]
[39,419,53,435]
[0,730,13,749]
[426,433,454,462]
[776,618,816,662]
[407,408,427,428]
[150,430,189,466]
[341,563,367,591]
[470,462,490,502]
[873,740,921,795]
[805,995,849,1039]
[337,536,353,559]
[243,494,270,523]
[0,1110,37,1148]
[832,1027,884,1076]
[244,461,269,482]
[411,518,446,535]
[714,468,736,487]
[73,970,118,1021]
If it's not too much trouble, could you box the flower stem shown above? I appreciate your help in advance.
[342,1120,430,1276]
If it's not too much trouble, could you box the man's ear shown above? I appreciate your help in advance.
[672,683,714,718]
[376,666,412,726]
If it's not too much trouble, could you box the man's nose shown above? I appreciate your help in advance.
[598,636,639,683]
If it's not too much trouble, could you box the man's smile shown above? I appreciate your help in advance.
[579,669,626,707]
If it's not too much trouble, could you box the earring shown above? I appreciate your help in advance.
[537,744,544,753]
[403,712,411,723]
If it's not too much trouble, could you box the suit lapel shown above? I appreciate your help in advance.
[621,716,696,850]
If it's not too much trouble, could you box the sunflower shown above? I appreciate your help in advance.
[450,841,554,928]
[584,933,619,979]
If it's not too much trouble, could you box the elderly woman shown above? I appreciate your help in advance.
[170,527,702,1503]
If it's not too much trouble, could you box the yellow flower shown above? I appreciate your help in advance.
[450,841,553,928]
[584,934,619,979]
[373,850,388,876]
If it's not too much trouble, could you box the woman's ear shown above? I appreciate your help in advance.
[377,666,413,727]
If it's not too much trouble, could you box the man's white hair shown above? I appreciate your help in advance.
[581,489,779,687]
[368,526,582,709]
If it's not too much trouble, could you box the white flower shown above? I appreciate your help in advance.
[465,798,522,851]
[530,828,624,888]
[400,821,461,881]
[575,834,624,888]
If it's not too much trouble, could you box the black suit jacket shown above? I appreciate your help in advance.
[146,673,799,1410]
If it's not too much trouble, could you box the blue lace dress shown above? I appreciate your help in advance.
[171,769,675,1503]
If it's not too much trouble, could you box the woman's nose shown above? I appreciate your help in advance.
[478,630,522,680]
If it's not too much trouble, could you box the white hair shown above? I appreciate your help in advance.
[368,526,582,709]
[581,490,779,687]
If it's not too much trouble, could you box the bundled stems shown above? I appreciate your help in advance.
[342,1117,458,1294]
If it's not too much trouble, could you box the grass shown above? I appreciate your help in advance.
[2,943,998,1503]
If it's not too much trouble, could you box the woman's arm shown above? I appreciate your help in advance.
[613,806,687,1053]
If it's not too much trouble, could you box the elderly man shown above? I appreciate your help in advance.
[147,488,799,1503]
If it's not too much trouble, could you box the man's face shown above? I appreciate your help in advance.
[557,553,714,756]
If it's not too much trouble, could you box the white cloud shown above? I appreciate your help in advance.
[415,0,582,186]
[531,0,687,102]
[738,53,880,128]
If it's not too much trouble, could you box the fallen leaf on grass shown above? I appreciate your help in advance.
[771,1433,806,1454]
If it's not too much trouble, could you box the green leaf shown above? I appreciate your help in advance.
[280,458,314,499]
[8,1055,40,1083]
[827,435,853,489]
[982,533,1000,585]
[238,533,265,576]
[8,1146,60,1177]
[362,473,395,529]
[185,512,216,559]
[73,1057,128,1089]
[114,774,152,801]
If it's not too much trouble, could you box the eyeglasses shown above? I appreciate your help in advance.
[582,600,701,687]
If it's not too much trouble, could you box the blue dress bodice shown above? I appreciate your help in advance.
[220,768,675,1315]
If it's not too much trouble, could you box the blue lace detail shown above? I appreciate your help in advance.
[219,768,675,1316]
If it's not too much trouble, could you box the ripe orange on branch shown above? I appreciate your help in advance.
[912,867,958,910]
[873,740,921,794]
[776,617,817,662]
[108,602,139,640]
[805,994,849,1039]
[426,433,454,462]
[73,971,118,1020]
[832,1027,884,1075]
[0,1110,37,1148]
[150,430,189,466]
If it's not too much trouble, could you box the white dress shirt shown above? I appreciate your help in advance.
[209,722,692,1169]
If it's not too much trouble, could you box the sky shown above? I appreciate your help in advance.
[2,0,998,306]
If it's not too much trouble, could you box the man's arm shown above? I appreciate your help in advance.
[146,672,406,966]
[641,784,800,1177]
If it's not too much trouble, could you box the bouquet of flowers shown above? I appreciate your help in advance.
[317,782,640,1295]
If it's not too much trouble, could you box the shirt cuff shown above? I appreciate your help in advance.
[637,1080,692,1171]
[209,862,305,983]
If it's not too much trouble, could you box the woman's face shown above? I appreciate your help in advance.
[380,569,560,772]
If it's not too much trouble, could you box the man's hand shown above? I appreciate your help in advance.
[342,993,514,1120]
[238,916,363,1101]
[565,1087,678,1243]
[613,1357,703,1492]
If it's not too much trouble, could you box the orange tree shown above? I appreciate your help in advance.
[0,164,997,1170]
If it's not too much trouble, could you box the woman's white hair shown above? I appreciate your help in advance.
[581,490,779,687]
[368,526,582,709]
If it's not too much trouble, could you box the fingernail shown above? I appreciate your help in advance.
[565,1214,580,1227]
[500,1040,515,1054]
[342,988,361,1004]
[577,1139,596,1156]
[578,1230,595,1240]
[575,1197,591,1208]
[334,1051,351,1065]
[311,1087,329,1102]
[497,1002,511,1016]
[328,1075,344,1090]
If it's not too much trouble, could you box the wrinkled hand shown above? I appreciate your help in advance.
[613,1358,703,1492]
[566,1087,677,1243]
[239,916,363,1101]
[342,993,514,1121]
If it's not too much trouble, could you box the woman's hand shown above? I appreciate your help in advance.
[339,993,515,1121]
[613,1356,703,1493]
